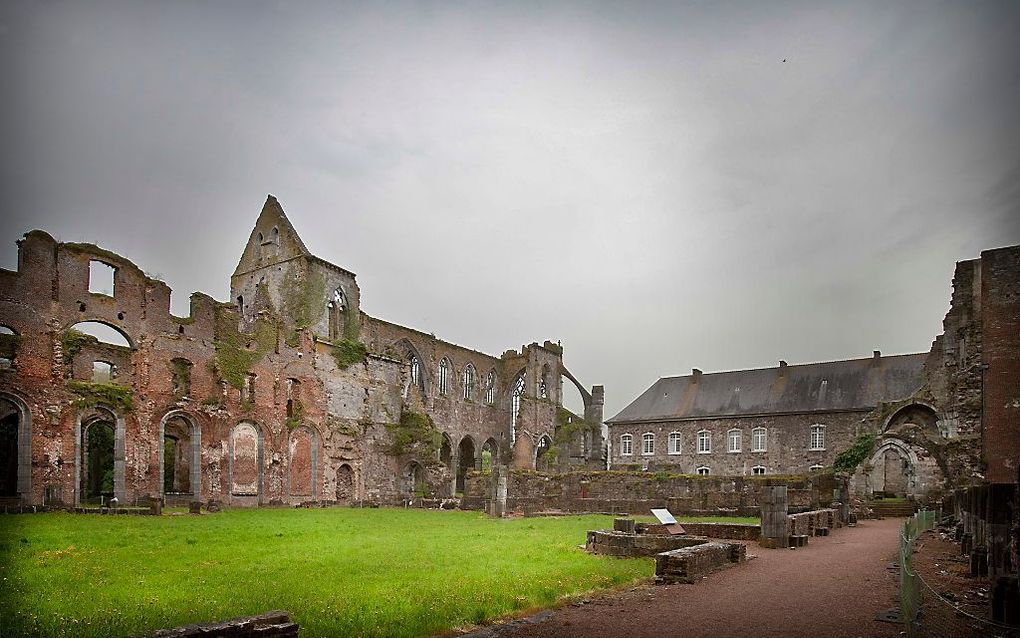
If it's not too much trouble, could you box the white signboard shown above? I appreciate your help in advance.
[650,508,677,525]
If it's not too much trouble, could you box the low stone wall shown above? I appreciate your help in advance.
[655,542,747,584]
[586,530,709,557]
[676,522,762,540]
[462,470,832,516]
[788,508,838,536]
[145,611,298,637]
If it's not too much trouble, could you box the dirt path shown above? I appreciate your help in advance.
[475,518,904,638]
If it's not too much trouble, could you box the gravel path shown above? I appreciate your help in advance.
[472,518,904,638]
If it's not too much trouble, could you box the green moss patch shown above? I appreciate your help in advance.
[833,431,876,473]
[66,380,134,412]
[329,338,368,370]
[385,410,441,459]
[61,329,98,363]
[211,306,277,389]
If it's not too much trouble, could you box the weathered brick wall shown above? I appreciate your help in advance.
[676,522,762,540]
[0,205,588,507]
[463,470,830,515]
[608,411,866,475]
[980,246,1020,485]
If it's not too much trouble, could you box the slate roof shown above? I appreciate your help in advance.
[607,353,926,424]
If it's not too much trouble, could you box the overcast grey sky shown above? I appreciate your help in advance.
[1,1,1018,418]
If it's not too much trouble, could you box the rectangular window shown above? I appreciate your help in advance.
[88,260,116,296]
[642,433,655,456]
[810,425,825,450]
[668,432,682,455]
[752,465,766,475]
[697,430,711,454]
[727,430,741,453]
[620,434,633,456]
[752,428,767,452]
[696,466,710,475]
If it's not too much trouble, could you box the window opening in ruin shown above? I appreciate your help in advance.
[539,376,548,399]
[171,358,192,396]
[485,371,495,404]
[752,465,766,475]
[535,435,552,471]
[752,427,767,452]
[481,438,498,472]
[0,401,18,497]
[727,429,741,453]
[243,373,256,402]
[286,378,300,418]
[236,295,244,317]
[336,464,355,503]
[409,355,422,390]
[456,437,475,494]
[439,435,453,467]
[620,433,633,456]
[438,359,450,395]
[809,424,826,450]
[272,227,279,242]
[81,420,115,504]
[88,260,115,296]
[92,361,114,383]
[0,327,13,369]
[511,373,526,430]
[697,430,711,454]
[327,287,346,340]
[0,326,13,334]
[0,357,10,370]
[696,466,710,475]
[642,432,655,455]
[668,432,682,455]
[69,321,131,348]
[462,364,476,400]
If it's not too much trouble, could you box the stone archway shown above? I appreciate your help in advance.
[0,394,32,503]
[456,437,476,494]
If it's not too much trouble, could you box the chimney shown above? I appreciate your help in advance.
[692,368,702,382]
[873,350,881,363]
[779,360,788,376]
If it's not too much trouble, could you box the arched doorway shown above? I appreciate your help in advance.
[336,464,355,504]
[81,420,115,504]
[288,427,317,498]
[405,461,425,497]
[161,412,201,501]
[439,434,453,468]
[535,435,553,471]
[0,399,18,497]
[229,422,263,502]
[481,438,499,472]
[456,437,476,494]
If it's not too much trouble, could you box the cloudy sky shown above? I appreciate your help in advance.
[1,1,1018,418]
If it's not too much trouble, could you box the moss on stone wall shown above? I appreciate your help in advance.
[211,306,277,389]
[833,431,876,473]
[61,329,98,363]
[385,409,441,460]
[330,338,368,369]
[282,270,326,330]
[67,380,134,412]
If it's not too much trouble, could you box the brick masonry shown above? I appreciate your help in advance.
[0,197,604,507]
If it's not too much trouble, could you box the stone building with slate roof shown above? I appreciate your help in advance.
[608,244,1020,503]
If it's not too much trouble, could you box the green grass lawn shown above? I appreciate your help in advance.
[0,508,665,638]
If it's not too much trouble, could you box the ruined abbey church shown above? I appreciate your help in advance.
[0,196,605,507]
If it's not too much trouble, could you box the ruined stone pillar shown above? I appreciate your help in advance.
[759,485,788,549]
[488,465,507,518]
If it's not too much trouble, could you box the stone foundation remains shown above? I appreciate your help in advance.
[655,542,747,584]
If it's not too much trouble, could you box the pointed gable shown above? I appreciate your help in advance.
[232,195,311,277]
